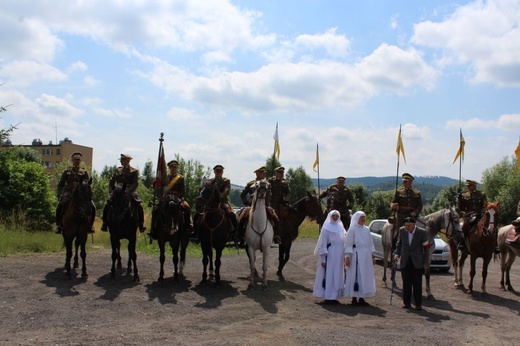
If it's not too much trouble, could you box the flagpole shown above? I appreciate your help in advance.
[150,132,165,244]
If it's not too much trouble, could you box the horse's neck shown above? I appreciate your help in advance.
[251,198,266,224]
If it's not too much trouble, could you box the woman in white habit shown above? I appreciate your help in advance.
[313,210,347,304]
[344,211,376,306]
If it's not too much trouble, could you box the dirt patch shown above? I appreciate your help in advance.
[0,238,519,345]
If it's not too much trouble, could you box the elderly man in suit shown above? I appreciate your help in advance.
[394,216,429,311]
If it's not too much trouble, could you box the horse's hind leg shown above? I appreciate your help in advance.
[172,239,180,281]
[276,243,290,281]
[481,256,491,295]
[158,241,166,283]
[179,234,189,277]
[214,247,223,288]
[64,238,73,279]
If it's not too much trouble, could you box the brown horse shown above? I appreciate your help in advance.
[155,194,190,282]
[276,191,323,281]
[449,201,500,295]
[61,179,93,279]
[497,222,520,291]
[107,185,140,282]
[196,178,233,287]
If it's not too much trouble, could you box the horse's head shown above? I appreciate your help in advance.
[482,200,500,235]
[253,179,269,199]
[71,179,93,220]
[158,194,184,235]
[447,207,462,236]
[198,178,219,208]
[303,191,323,221]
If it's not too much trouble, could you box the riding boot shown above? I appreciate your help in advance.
[273,221,281,244]
[88,201,96,234]
[55,203,63,234]
[101,203,109,232]
[137,203,146,232]
[456,231,465,250]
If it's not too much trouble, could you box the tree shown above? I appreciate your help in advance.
[481,156,520,224]
[349,183,369,213]
[173,153,211,207]
[141,160,154,190]
[285,166,314,204]
[0,146,55,230]
[265,156,282,178]
[431,184,459,211]
[366,190,393,220]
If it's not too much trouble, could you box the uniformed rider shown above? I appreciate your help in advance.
[210,164,238,231]
[268,166,291,244]
[148,159,192,240]
[101,154,146,232]
[390,173,423,228]
[319,176,354,229]
[55,152,96,234]
[457,179,487,250]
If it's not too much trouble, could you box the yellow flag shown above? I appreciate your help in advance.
[273,123,280,159]
[313,143,319,173]
[396,125,406,164]
[453,129,465,164]
[515,137,520,171]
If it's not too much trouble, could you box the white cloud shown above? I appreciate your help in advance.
[36,94,83,118]
[412,0,520,86]
[0,61,67,87]
[497,114,520,130]
[92,107,133,118]
[68,61,88,72]
[294,28,350,58]
[447,114,520,131]
[84,76,100,86]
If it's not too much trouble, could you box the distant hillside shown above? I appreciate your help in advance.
[313,176,458,189]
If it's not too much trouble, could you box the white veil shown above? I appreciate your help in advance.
[314,210,345,255]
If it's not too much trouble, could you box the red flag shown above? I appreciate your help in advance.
[154,134,168,200]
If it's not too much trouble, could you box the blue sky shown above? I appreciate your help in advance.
[1,0,519,186]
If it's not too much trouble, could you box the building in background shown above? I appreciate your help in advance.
[1,137,93,175]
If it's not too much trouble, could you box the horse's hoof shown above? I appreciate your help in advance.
[247,284,255,290]
[133,275,140,282]
[117,263,123,270]
[126,268,132,275]
[81,273,88,280]
[262,285,268,292]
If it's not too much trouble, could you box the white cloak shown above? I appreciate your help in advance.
[313,228,347,300]
[344,224,376,298]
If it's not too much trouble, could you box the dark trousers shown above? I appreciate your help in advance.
[401,259,423,307]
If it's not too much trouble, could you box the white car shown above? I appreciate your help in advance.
[368,219,451,272]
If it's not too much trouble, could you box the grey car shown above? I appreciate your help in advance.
[368,219,451,272]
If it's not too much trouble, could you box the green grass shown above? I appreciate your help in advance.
[1,217,322,257]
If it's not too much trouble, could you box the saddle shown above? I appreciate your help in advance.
[238,206,279,226]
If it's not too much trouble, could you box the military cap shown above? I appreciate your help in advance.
[512,218,520,226]
[336,176,346,182]
[254,166,266,173]
[120,154,133,160]
[70,152,83,159]
[402,173,414,181]
[403,216,416,223]
[274,166,285,172]
[168,160,179,167]
[465,179,478,186]
[213,165,224,170]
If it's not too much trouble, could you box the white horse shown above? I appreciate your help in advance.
[498,222,520,292]
[245,179,274,291]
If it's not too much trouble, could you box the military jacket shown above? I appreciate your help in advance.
[57,166,89,196]
[458,190,487,214]
[319,184,354,210]
[211,177,231,204]
[240,179,271,206]
[268,176,290,210]
[392,187,423,217]
[164,173,186,198]
[110,166,139,193]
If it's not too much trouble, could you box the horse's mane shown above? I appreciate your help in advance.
[422,209,447,236]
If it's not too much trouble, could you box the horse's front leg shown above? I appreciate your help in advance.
[128,238,139,282]
[179,234,189,277]
[261,247,270,291]
[158,241,166,283]
[424,264,432,298]
[214,247,223,288]
[172,239,180,281]
[467,256,477,295]
[110,237,120,280]
[80,239,88,280]
[73,238,80,269]
[64,238,73,279]
[481,256,492,295]
[247,246,256,290]
[276,243,290,281]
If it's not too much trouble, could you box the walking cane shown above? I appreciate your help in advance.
[390,260,398,305]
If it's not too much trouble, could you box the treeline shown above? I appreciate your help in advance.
[1,135,519,231]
